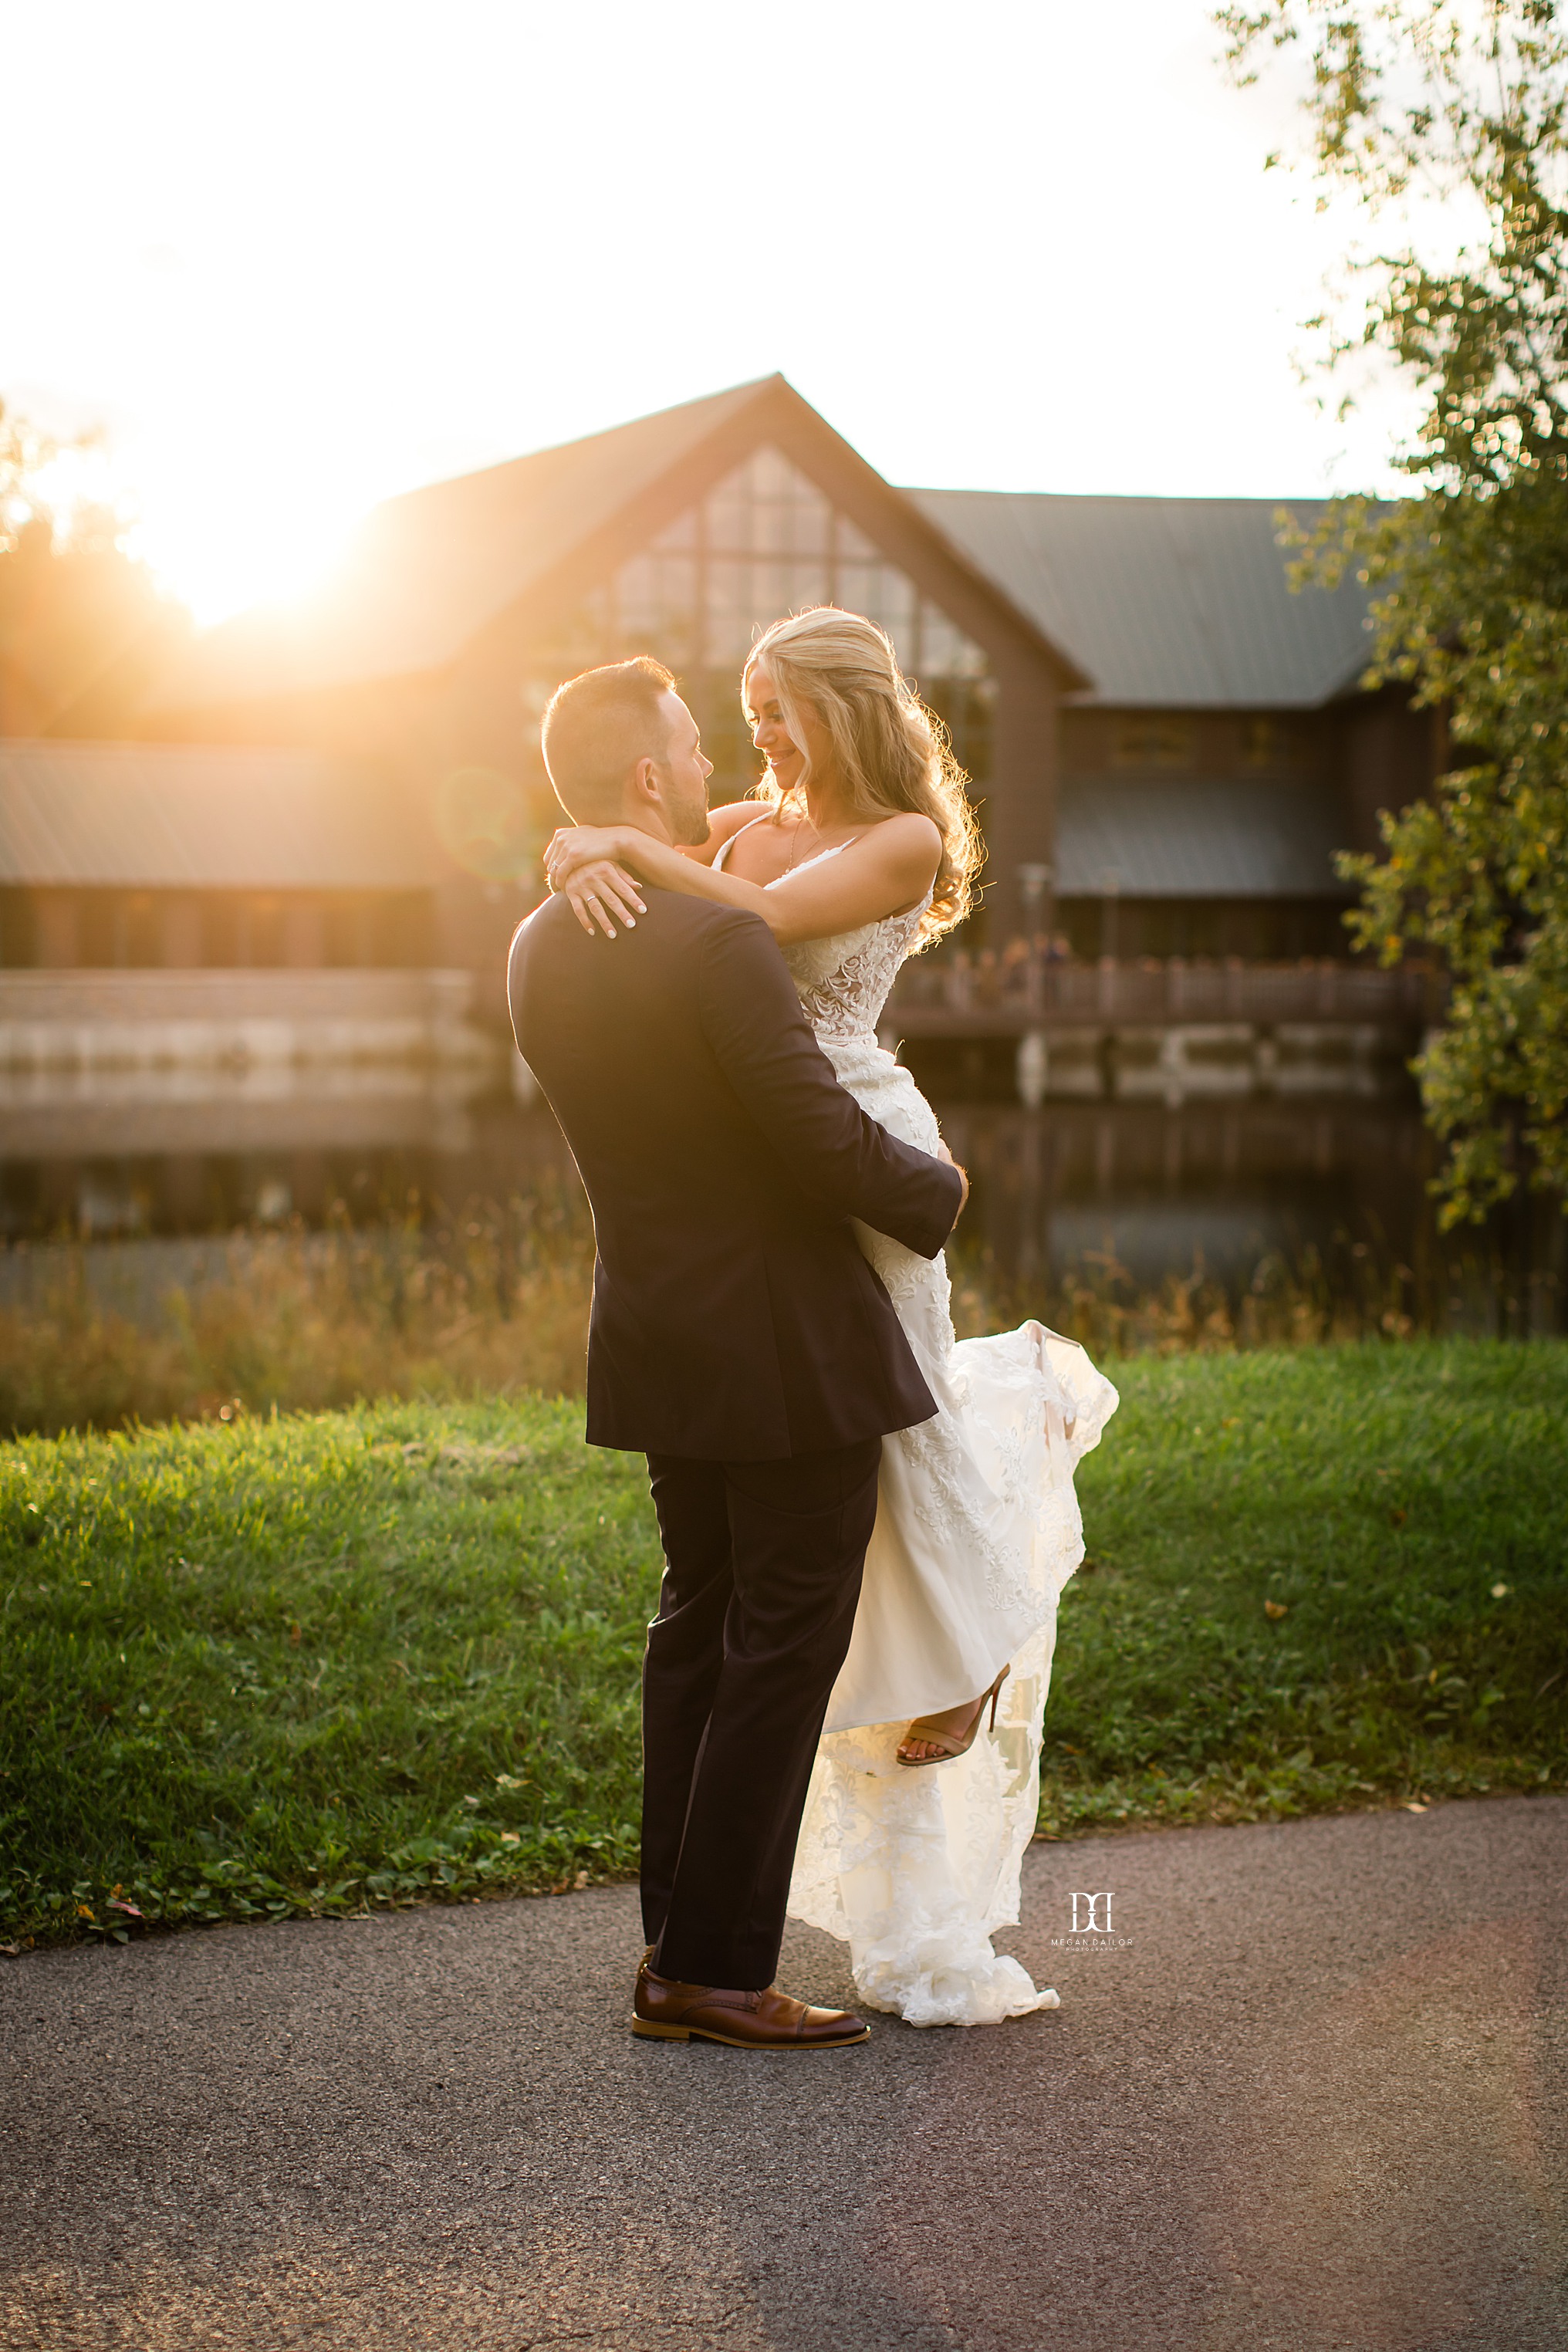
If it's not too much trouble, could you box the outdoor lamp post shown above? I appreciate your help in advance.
[1098,867,1122,965]
[1019,861,1053,1010]
[1097,867,1124,1029]
[1017,861,1053,1108]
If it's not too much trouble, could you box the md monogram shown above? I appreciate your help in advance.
[1049,1891,1132,1950]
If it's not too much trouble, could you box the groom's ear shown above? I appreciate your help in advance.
[627,752,663,810]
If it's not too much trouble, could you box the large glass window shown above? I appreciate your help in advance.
[615,448,988,684]
[528,448,994,801]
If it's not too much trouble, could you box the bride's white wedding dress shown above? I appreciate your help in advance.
[716,826,1119,2028]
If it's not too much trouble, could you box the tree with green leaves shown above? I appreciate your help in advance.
[0,398,189,738]
[1219,0,1568,1229]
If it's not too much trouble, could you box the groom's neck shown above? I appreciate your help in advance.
[617,807,674,849]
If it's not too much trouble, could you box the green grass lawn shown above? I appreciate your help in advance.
[3,1341,1564,1948]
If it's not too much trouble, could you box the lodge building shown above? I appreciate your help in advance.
[1,376,1435,1050]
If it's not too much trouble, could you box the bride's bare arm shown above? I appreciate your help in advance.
[547,811,941,945]
[542,802,764,938]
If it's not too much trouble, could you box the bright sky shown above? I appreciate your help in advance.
[4,0,1423,623]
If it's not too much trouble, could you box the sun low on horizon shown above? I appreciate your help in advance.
[120,404,645,627]
[127,458,381,628]
[129,430,467,630]
[6,0,1421,635]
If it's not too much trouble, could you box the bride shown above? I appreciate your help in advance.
[544,607,1117,2028]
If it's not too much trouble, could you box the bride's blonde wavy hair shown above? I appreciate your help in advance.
[742,607,983,944]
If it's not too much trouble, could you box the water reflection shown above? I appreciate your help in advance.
[1,1071,1561,1331]
[943,1097,1429,1283]
[0,1063,492,1164]
[0,1073,573,1241]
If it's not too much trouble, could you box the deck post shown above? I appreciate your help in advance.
[1016,1030,1048,1108]
[1019,862,1053,1018]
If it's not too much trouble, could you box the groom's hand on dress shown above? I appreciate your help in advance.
[936,1138,969,1219]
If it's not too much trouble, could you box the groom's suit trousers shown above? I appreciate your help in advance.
[641,1436,883,1991]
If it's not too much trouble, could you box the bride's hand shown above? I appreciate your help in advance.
[551,853,647,939]
[545,824,634,885]
[545,826,648,938]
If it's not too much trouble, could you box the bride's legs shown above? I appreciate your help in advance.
[896,1665,1009,1766]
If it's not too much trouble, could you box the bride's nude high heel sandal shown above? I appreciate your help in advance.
[896,1665,1010,1768]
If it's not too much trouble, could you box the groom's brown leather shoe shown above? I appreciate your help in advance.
[632,1959,869,2050]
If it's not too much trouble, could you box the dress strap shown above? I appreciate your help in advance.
[776,836,866,885]
[711,813,773,872]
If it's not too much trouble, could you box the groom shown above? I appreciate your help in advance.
[508,656,965,2050]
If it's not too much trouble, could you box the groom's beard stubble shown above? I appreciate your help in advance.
[674,799,712,849]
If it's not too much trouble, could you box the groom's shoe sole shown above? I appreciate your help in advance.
[630,2017,869,2049]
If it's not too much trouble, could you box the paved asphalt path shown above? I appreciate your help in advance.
[4,1794,1566,2352]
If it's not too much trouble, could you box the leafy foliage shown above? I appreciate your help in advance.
[0,397,190,736]
[1219,2,1568,1222]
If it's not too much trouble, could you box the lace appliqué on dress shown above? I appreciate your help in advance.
[898,1415,1033,1619]
[781,898,928,1045]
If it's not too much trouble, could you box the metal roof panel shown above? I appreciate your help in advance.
[1056,776,1352,897]
[0,742,431,888]
[911,491,1378,708]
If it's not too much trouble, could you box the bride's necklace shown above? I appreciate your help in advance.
[783,806,856,873]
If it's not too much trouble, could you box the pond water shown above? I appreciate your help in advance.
[1,1060,1561,1334]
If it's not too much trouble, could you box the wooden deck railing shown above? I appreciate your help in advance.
[0,968,492,1070]
[886,957,1440,1035]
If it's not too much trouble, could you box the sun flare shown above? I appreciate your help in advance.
[130,461,370,627]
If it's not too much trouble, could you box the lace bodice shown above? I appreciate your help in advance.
[781,901,930,1042]
[711,818,928,1041]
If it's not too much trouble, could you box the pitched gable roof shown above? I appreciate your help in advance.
[150,378,1087,714]
[911,491,1378,710]
[154,380,777,710]
[150,384,1378,722]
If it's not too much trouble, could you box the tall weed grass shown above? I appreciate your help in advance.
[0,1195,593,1438]
[0,1191,1551,1437]
[951,1242,1451,1357]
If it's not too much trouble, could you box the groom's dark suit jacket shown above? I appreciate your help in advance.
[507,885,961,1461]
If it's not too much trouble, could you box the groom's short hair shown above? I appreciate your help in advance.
[541,656,679,823]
